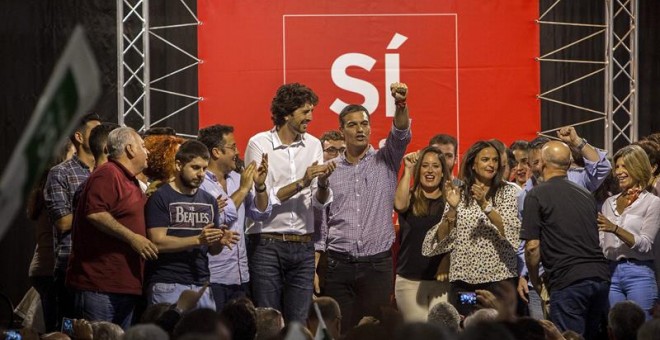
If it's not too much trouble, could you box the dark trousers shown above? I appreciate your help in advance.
[211,282,249,312]
[54,269,75,330]
[550,279,610,340]
[30,276,56,332]
[323,250,393,332]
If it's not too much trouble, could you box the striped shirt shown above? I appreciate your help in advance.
[317,123,411,256]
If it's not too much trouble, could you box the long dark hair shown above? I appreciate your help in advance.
[410,147,450,216]
[459,141,504,206]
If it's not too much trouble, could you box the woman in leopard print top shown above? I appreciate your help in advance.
[422,141,521,311]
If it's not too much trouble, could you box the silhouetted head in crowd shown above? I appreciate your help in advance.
[501,318,545,340]
[90,321,124,340]
[307,297,342,340]
[123,324,168,340]
[255,307,284,340]
[220,299,257,340]
[139,303,171,324]
[562,330,585,340]
[429,134,458,174]
[633,139,660,177]
[143,126,177,136]
[172,308,228,340]
[70,112,102,156]
[637,319,660,340]
[608,301,645,340]
[394,323,452,340]
[459,321,515,340]
[427,301,461,334]
[89,123,120,166]
[463,308,498,329]
[343,324,387,340]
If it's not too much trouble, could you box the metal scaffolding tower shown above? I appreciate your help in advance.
[116,0,200,137]
[538,0,638,153]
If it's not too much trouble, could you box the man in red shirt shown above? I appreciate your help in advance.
[67,126,157,329]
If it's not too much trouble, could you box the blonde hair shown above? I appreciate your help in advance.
[613,145,653,190]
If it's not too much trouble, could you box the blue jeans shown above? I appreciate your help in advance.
[73,290,140,330]
[210,282,249,312]
[609,260,658,320]
[147,282,216,310]
[549,279,610,340]
[248,237,315,323]
[528,287,545,320]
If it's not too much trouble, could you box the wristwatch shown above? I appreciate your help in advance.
[576,138,588,151]
[483,203,493,214]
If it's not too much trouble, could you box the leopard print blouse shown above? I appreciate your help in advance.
[422,183,521,284]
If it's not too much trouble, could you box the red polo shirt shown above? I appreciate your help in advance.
[67,160,147,295]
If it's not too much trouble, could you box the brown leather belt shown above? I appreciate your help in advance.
[257,233,312,243]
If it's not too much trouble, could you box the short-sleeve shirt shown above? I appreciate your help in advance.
[145,184,220,286]
[520,176,609,291]
[66,160,147,295]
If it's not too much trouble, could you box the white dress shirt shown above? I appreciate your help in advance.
[244,128,329,235]
[600,191,660,261]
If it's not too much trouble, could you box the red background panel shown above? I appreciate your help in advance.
[198,1,539,164]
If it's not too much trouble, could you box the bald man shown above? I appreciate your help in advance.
[520,141,610,340]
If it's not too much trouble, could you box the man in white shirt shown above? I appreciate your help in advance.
[244,83,334,322]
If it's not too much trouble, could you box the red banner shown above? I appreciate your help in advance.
[198,1,539,162]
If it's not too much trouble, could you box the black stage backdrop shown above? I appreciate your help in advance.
[0,0,658,304]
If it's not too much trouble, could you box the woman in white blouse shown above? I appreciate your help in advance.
[598,144,660,320]
[422,141,520,314]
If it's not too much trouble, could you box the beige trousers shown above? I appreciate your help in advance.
[394,274,450,322]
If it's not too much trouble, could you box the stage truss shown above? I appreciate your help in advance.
[116,0,200,138]
[538,0,638,153]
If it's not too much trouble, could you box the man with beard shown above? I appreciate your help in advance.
[198,124,271,311]
[245,83,335,322]
[145,140,238,310]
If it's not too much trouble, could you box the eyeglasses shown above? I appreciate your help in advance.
[324,147,346,155]
[222,144,238,152]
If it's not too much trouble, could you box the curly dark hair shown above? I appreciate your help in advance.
[198,124,234,155]
[270,83,318,127]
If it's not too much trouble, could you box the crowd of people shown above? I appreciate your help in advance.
[9,81,660,340]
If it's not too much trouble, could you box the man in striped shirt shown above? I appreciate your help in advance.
[317,82,411,331]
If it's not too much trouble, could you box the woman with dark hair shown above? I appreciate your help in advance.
[598,145,660,320]
[422,141,521,313]
[393,147,451,321]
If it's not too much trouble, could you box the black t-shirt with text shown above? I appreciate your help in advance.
[145,184,220,286]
